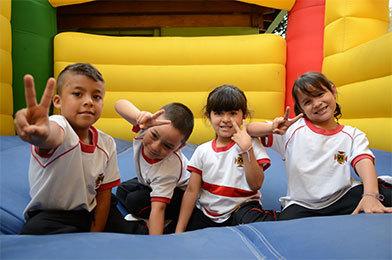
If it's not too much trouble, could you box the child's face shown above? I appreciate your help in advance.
[53,73,104,133]
[296,85,337,127]
[209,109,244,143]
[142,123,184,160]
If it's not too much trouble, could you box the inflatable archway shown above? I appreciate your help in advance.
[2,0,390,151]
[1,1,391,259]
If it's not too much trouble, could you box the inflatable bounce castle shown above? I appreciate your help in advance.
[1,0,391,258]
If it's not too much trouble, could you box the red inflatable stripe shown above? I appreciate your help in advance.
[285,0,325,117]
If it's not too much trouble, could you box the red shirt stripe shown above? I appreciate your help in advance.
[202,181,257,198]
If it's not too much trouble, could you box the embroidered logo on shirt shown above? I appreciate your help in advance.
[334,151,347,164]
[235,154,244,168]
[95,173,104,188]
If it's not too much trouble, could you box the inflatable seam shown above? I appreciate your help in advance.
[325,16,389,27]
[227,226,265,259]
[246,225,284,259]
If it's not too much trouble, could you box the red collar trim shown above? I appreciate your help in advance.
[80,126,98,153]
[212,139,236,152]
[305,118,343,136]
[141,146,162,164]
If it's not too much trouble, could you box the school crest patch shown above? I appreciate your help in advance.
[95,173,104,188]
[235,154,244,168]
[334,151,347,164]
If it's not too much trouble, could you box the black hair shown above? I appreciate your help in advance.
[203,84,249,119]
[161,103,194,143]
[292,71,342,119]
[56,63,104,94]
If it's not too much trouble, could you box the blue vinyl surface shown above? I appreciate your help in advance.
[1,136,391,259]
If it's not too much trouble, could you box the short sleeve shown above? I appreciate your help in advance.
[149,156,183,202]
[252,138,271,170]
[149,174,178,203]
[270,134,286,157]
[104,138,121,184]
[187,145,204,175]
[97,136,121,191]
[349,129,375,167]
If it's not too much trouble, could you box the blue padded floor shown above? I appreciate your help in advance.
[1,136,391,259]
[1,214,391,259]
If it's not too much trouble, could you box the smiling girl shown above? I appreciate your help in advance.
[248,72,392,220]
[176,84,277,232]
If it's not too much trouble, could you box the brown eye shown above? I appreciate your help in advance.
[163,144,172,150]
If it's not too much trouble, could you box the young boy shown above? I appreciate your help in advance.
[114,99,194,235]
[14,63,121,234]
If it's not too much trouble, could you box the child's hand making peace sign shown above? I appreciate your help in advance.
[137,109,171,129]
[231,119,252,153]
[271,106,303,135]
[14,75,56,147]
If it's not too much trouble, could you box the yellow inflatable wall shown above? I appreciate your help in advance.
[8,0,392,152]
[322,0,391,151]
[48,0,94,7]
[49,0,296,10]
[238,0,295,10]
[0,0,14,135]
[54,32,286,144]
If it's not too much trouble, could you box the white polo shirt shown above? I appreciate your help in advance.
[263,118,374,210]
[187,138,270,223]
[133,131,190,204]
[25,115,120,218]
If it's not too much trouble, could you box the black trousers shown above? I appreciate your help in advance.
[21,195,148,235]
[279,178,392,221]
[116,177,184,220]
[116,178,184,233]
[186,201,277,232]
[104,195,148,234]
[20,209,93,235]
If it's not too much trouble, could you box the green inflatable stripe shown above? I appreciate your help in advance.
[11,0,56,112]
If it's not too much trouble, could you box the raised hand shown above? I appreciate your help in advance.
[272,106,303,135]
[231,119,252,153]
[137,109,171,129]
[14,75,55,145]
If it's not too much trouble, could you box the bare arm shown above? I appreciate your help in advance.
[242,147,264,191]
[114,99,142,126]
[148,201,166,235]
[90,188,112,232]
[246,122,273,137]
[14,74,64,149]
[232,120,264,191]
[175,172,202,233]
[115,99,170,129]
[352,158,392,214]
[247,107,303,137]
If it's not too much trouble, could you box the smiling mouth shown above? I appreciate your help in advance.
[315,106,327,115]
[79,111,95,115]
[149,151,160,159]
[146,147,159,157]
